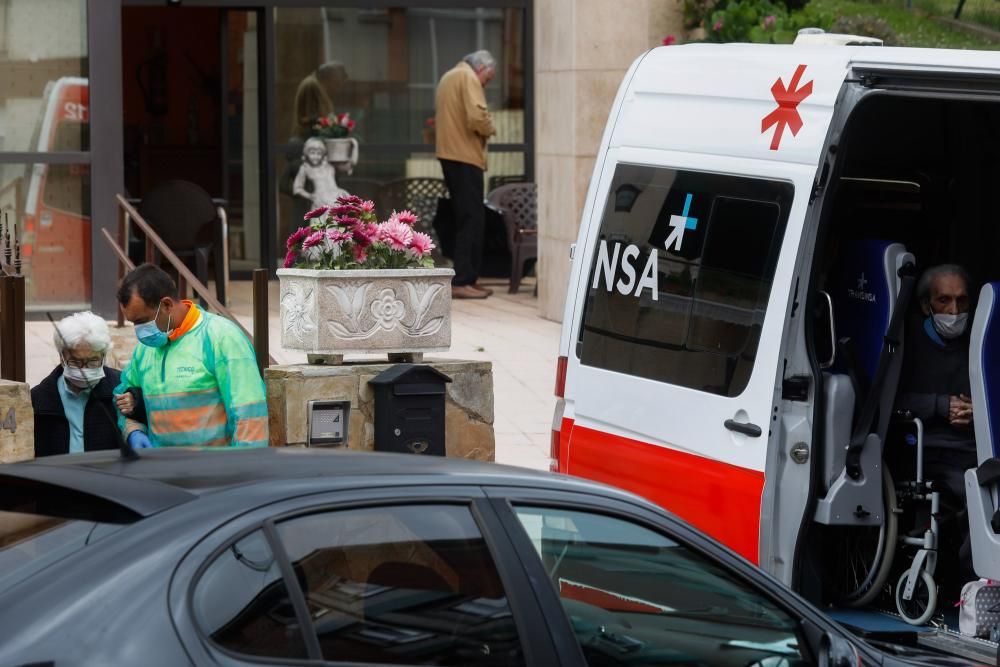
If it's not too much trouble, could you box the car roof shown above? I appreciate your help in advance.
[0,448,637,519]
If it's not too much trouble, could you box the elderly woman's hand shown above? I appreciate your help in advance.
[114,391,135,416]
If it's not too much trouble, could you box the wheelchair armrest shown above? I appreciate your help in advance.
[976,458,1000,487]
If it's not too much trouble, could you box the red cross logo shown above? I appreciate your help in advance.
[761,64,813,151]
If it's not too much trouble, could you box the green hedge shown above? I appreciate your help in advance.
[690,0,1000,49]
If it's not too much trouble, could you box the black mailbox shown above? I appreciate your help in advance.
[368,364,452,456]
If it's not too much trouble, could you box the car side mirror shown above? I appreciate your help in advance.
[818,631,859,667]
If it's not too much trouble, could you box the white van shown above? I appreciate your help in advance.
[555,38,1000,643]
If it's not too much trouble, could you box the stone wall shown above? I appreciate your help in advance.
[265,360,494,460]
[534,0,684,322]
[0,380,33,463]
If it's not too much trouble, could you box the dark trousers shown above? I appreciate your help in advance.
[924,448,978,590]
[440,158,484,286]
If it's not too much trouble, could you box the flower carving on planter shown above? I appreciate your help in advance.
[280,281,317,343]
[399,281,446,337]
[326,282,380,339]
[371,288,406,330]
[323,280,447,340]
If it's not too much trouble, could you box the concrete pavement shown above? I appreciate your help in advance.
[24,276,558,470]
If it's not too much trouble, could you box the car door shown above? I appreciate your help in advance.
[482,486,878,667]
[169,485,562,667]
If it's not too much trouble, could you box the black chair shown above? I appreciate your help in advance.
[133,180,227,306]
[377,177,450,264]
[376,177,448,236]
[487,174,525,192]
[486,183,537,294]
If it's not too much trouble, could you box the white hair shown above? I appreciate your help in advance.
[54,311,111,354]
[463,50,496,71]
[917,264,971,307]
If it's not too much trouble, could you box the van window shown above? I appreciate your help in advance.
[579,164,793,397]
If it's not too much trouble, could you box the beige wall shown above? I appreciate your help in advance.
[534,0,683,321]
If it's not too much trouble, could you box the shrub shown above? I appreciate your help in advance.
[707,0,798,42]
[830,15,901,43]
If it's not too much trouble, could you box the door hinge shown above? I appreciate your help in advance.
[782,375,810,402]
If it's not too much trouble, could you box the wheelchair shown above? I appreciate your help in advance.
[812,239,945,625]
[819,413,943,626]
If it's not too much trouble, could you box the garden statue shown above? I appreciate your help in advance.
[292,136,350,209]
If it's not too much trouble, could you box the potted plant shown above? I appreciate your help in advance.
[278,195,455,363]
[312,112,359,166]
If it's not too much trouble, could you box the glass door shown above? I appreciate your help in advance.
[121,6,263,279]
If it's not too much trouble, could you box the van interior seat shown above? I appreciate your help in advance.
[965,282,1000,579]
[817,239,914,509]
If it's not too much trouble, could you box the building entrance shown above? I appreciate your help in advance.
[121,6,263,276]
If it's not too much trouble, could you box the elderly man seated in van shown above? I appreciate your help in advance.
[896,263,976,588]
[31,311,144,457]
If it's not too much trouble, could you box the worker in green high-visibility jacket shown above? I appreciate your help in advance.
[113,263,268,449]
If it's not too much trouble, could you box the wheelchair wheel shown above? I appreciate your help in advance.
[895,569,937,626]
[825,468,899,608]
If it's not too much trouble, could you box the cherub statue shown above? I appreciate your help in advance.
[292,136,350,208]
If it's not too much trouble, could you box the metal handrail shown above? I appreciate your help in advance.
[107,194,274,370]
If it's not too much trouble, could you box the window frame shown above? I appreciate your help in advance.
[575,162,795,398]
[482,487,830,667]
[182,490,556,667]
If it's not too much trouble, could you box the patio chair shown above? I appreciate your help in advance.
[377,177,450,263]
[486,182,537,294]
[135,180,227,306]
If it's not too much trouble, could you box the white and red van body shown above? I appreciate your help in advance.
[554,42,1000,588]
[22,77,91,307]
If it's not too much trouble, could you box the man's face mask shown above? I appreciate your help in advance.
[134,302,172,348]
[932,312,968,339]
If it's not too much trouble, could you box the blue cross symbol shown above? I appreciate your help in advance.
[665,193,698,252]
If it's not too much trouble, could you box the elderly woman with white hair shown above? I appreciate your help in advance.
[31,311,145,457]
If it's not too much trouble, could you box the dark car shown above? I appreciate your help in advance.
[0,448,969,666]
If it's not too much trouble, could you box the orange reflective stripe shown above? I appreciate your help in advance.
[235,416,269,444]
[199,436,231,448]
[150,403,228,435]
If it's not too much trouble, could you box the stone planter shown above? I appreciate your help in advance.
[324,137,358,163]
[278,267,454,360]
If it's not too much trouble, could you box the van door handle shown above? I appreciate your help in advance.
[724,419,762,438]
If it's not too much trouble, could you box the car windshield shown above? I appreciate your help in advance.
[0,510,120,593]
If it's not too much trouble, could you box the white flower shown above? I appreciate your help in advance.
[370,288,406,330]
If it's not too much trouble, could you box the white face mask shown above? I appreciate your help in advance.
[63,364,105,389]
[932,312,968,339]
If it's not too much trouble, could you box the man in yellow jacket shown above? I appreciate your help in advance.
[113,263,268,449]
[435,50,497,300]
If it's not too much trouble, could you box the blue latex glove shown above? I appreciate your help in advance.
[127,431,153,450]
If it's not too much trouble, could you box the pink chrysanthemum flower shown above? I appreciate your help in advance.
[359,200,376,214]
[286,226,310,249]
[390,209,419,227]
[283,248,298,268]
[326,229,352,243]
[304,206,329,220]
[333,214,360,228]
[352,245,368,264]
[302,231,326,249]
[329,205,359,217]
[409,231,435,257]
[377,220,414,251]
[336,194,364,207]
[352,227,372,247]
